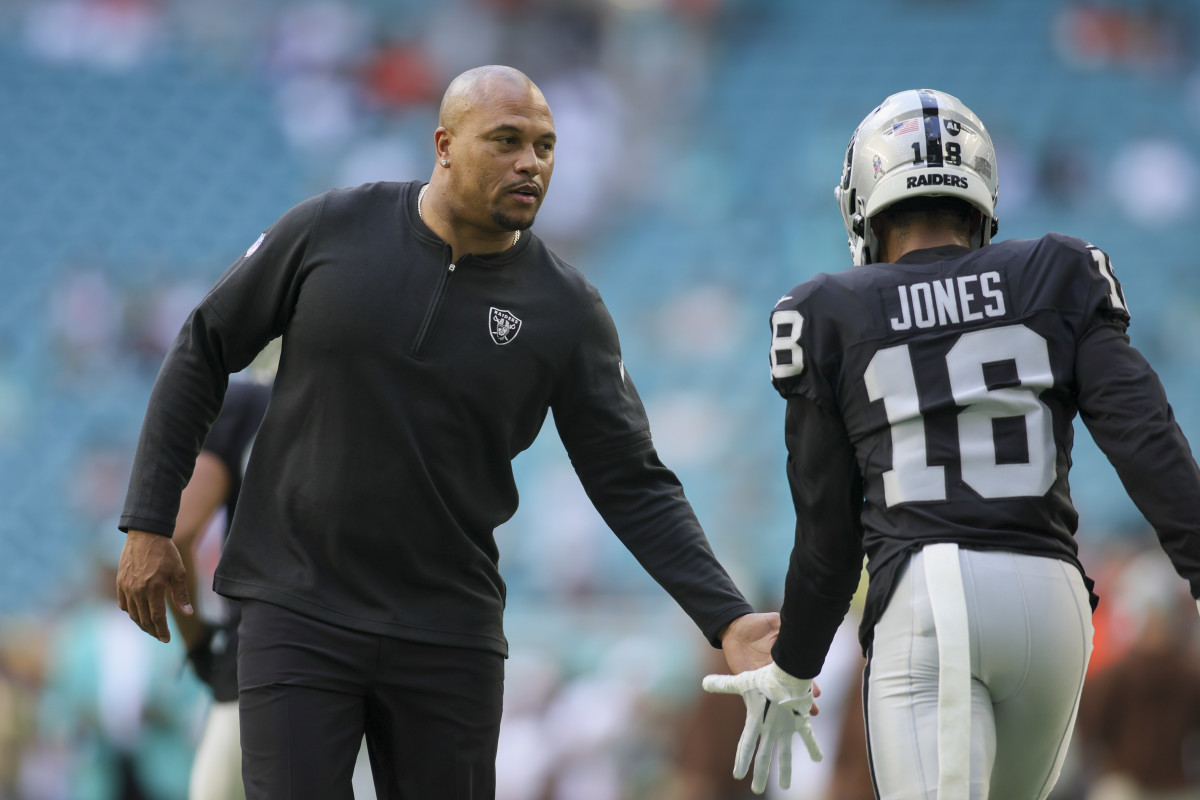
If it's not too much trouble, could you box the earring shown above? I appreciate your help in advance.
[440,159,449,167]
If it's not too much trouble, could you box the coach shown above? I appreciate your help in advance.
[115,65,774,799]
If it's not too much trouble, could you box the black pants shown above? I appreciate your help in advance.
[237,600,504,800]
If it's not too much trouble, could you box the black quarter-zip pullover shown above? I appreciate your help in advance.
[120,180,752,655]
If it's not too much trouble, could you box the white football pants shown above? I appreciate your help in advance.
[865,544,1094,800]
[191,700,245,800]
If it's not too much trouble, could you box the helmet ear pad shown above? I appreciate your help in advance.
[835,89,999,266]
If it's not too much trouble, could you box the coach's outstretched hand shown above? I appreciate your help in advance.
[116,530,192,643]
[718,611,780,674]
[702,662,822,795]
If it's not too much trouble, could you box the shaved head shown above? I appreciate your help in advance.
[438,65,546,131]
[424,65,556,259]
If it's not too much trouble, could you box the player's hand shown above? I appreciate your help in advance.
[116,530,192,643]
[187,622,238,692]
[702,662,823,794]
[719,612,780,674]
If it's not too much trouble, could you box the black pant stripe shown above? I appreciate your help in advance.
[862,645,882,799]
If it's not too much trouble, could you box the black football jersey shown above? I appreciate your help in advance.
[189,379,269,701]
[768,234,1200,677]
[199,379,271,532]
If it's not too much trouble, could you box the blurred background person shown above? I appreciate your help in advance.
[31,536,206,800]
[164,342,378,800]
[1074,545,1200,800]
[167,375,270,800]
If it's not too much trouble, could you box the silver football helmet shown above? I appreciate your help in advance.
[834,89,999,266]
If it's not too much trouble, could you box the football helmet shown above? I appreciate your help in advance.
[834,89,999,265]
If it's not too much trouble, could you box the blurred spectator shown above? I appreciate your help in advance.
[0,337,29,446]
[525,68,628,249]
[646,392,731,469]
[423,0,505,84]
[67,444,132,528]
[0,619,46,799]
[499,2,604,80]
[23,0,164,72]
[654,284,743,361]
[260,2,370,152]
[511,462,611,600]
[662,646,766,800]
[126,279,210,371]
[1037,135,1093,210]
[825,655,874,800]
[260,1,366,77]
[495,651,562,800]
[600,0,714,151]
[359,39,438,113]
[541,638,668,800]
[333,132,425,189]
[993,134,1035,220]
[1108,137,1199,228]
[1074,548,1200,799]
[1187,69,1200,135]
[1076,540,1139,678]
[48,270,125,383]
[1053,3,1193,75]
[272,70,360,152]
[28,539,206,800]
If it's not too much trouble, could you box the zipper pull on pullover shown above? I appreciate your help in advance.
[412,262,455,357]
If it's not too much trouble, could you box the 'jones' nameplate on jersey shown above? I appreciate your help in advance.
[882,270,1008,332]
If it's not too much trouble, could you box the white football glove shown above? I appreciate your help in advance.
[702,662,823,794]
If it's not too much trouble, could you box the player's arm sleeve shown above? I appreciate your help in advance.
[550,290,754,647]
[771,394,865,679]
[119,194,324,537]
[199,381,263,474]
[1076,318,1200,598]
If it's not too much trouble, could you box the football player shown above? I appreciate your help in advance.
[704,89,1200,798]
[169,378,270,800]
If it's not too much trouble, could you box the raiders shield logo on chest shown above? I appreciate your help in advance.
[489,307,522,345]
